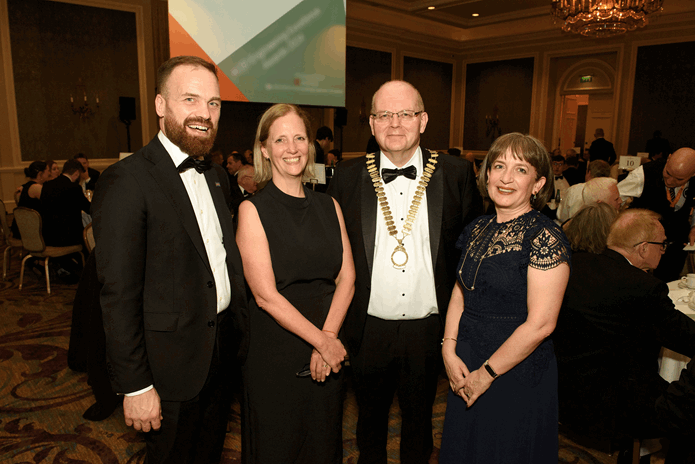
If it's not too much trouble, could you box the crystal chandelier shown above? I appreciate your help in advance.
[550,0,664,38]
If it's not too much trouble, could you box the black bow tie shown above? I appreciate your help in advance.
[382,166,417,184]
[555,176,564,180]
[177,157,212,174]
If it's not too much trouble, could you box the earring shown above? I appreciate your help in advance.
[531,193,537,201]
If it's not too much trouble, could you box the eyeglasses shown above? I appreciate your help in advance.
[633,240,672,251]
[370,110,423,124]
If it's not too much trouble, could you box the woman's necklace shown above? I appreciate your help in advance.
[367,150,438,269]
[459,217,497,291]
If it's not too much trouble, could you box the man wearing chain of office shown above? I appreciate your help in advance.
[328,80,480,464]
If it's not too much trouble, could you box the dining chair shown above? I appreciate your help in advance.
[1,199,23,280]
[13,207,84,294]
[83,223,95,254]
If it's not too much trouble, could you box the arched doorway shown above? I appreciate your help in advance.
[553,60,615,159]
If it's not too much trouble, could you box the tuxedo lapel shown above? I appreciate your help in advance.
[204,168,243,273]
[361,156,378,277]
[424,148,443,269]
[146,140,212,275]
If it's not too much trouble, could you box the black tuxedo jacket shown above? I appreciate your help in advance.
[92,136,249,402]
[327,147,481,356]
[86,167,100,191]
[40,174,91,246]
[556,249,695,434]
[589,137,616,165]
[229,180,247,218]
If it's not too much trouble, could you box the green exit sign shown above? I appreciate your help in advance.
[580,75,593,83]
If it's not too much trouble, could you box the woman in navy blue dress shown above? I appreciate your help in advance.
[440,133,571,463]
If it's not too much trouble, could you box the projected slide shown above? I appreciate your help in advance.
[169,0,346,107]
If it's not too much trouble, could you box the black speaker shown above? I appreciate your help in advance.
[335,108,347,126]
[119,97,136,121]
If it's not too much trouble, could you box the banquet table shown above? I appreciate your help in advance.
[661,280,695,381]
[640,280,695,456]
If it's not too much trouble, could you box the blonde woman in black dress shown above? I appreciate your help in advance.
[236,104,355,464]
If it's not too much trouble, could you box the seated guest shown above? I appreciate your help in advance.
[208,149,224,166]
[552,155,570,198]
[326,148,342,166]
[563,155,583,185]
[225,151,246,176]
[556,160,611,223]
[563,202,618,253]
[46,159,60,180]
[314,126,333,164]
[556,209,695,462]
[11,160,50,238]
[74,153,100,191]
[230,164,257,217]
[40,159,91,247]
[581,177,622,211]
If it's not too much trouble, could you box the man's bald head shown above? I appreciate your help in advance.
[663,147,695,188]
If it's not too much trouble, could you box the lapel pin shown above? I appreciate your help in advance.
[215,182,221,187]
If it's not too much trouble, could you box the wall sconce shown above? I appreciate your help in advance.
[485,106,501,142]
[70,79,99,120]
[359,97,369,125]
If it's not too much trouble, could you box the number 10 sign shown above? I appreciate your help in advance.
[619,155,641,171]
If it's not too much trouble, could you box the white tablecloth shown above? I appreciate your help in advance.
[661,280,695,382]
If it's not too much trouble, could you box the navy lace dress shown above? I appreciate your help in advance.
[439,209,570,463]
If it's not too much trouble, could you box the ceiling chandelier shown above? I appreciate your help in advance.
[550,0,664,38]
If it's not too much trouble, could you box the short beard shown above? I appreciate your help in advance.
[164,115,218,158]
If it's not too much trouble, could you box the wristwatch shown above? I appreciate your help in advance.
[483,359,499,379]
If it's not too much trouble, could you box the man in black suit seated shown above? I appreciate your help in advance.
[229,164,257,217]
[74,153,100,192]
[40,159,90,247]
[588,128,617,165]
[556,209,695,462]
[314,126,333,165]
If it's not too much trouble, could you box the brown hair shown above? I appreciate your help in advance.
[606,209,662,250]
[156,56,217,97]
[477,132,553,210]
[588,160,611,179]
[563,202,618,253]
[253,104,315,183]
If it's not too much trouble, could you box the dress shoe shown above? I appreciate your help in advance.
[82,396,121,422]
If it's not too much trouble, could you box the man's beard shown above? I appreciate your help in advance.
[164,115,218,158]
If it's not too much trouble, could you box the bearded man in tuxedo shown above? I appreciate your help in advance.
[93,55,248,464]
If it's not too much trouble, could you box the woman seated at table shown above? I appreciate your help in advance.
[11,160,50,238]
[236,103,355,464]
[563,202,618,253]
[439,133,571,464]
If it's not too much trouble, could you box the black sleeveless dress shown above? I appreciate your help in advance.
[242,181,344,464]
[439,210,571,463]
[11,180,42,238]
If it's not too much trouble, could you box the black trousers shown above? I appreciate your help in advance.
[351,315,442,464]
[144,310,237,464]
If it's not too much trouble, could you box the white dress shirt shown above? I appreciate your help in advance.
[127,132,232,398]
[618,165,695,226]
[367,148,438,320]
[556,182,585,223]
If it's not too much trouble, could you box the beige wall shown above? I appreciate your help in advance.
[346,2,695,158]
[1,0,694,204]
[0,0,163,208]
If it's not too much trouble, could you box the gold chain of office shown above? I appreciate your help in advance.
[366,150,439,269]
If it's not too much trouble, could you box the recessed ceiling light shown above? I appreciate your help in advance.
[428,6,435,9]
[472,13,479,17]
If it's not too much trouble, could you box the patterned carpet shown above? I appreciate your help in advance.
[0,253,629,463]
